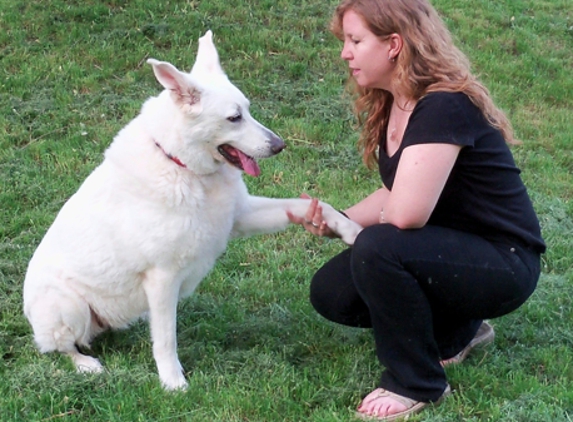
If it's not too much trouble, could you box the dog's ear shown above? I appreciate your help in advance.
[190,30,225,77]
[147,59,202,112]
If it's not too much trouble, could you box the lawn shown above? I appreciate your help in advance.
[1,0,572,420]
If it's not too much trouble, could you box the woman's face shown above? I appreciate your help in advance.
[340,10,395,90]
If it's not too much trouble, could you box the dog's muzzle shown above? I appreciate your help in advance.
[269,132,285,154]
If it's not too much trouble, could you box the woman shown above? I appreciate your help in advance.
[287,0,545,420]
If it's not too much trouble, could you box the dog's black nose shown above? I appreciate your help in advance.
[270,133,286,154]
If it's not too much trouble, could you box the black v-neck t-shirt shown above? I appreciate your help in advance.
[378,92,545,253]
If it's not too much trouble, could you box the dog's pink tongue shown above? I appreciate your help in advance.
[238,151,260,177]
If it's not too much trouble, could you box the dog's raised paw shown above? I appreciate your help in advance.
[338,222,363,245]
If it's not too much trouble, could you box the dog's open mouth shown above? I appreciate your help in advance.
[217,144,261,177]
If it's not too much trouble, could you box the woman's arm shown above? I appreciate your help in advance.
[383,143,462,229]
[286,188,389,237]
[343,187,390,227]
[346,143,462,229]
[290,143,462,237]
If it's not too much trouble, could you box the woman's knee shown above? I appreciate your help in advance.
[309,250,371,327]
[352,224,402,265]
[308,249,351,318]
[309,265,334,315]
[350,225,412,295]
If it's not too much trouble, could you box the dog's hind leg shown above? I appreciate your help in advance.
[67,306,109,373]
[67,347,104,373]
[25,286,103,373]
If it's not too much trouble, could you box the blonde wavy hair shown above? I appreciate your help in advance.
[330,0,517,168]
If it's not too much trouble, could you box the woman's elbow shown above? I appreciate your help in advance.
[385,213,428,230]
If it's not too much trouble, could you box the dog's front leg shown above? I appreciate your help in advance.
[233,196,363,245]
[142,268,187,391]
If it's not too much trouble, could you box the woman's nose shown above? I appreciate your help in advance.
[341,45,352,60]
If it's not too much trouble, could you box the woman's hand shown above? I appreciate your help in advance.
[287,194,339,238]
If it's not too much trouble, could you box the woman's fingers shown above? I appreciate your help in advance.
[287,211,304,224]
[312,204,325,227]
[289,194,333,238]
[304,198,318,224]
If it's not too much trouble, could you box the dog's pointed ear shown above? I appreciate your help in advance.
[190,30,225,77]
[147,58,202,112]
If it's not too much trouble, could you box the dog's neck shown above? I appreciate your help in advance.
[154,141,187,169]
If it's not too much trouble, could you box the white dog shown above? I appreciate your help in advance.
[23,31,362,390]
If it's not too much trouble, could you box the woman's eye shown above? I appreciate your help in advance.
[227,113,242,123]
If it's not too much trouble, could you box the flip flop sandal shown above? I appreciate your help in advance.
[355,384,451,421]
[441,321,495,367]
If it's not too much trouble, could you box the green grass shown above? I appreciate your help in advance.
[1,0,572,420]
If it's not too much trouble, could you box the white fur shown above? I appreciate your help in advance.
[23,30,363,390]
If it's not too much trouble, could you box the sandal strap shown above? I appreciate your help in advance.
[375,388,419,408]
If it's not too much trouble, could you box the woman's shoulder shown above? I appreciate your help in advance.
[405,91,488,148]
[413,91,482,125]
[418,91,474,109]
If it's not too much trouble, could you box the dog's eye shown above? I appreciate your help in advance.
[227,113,242,123]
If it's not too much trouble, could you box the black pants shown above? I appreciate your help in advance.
[310,224,541,402]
